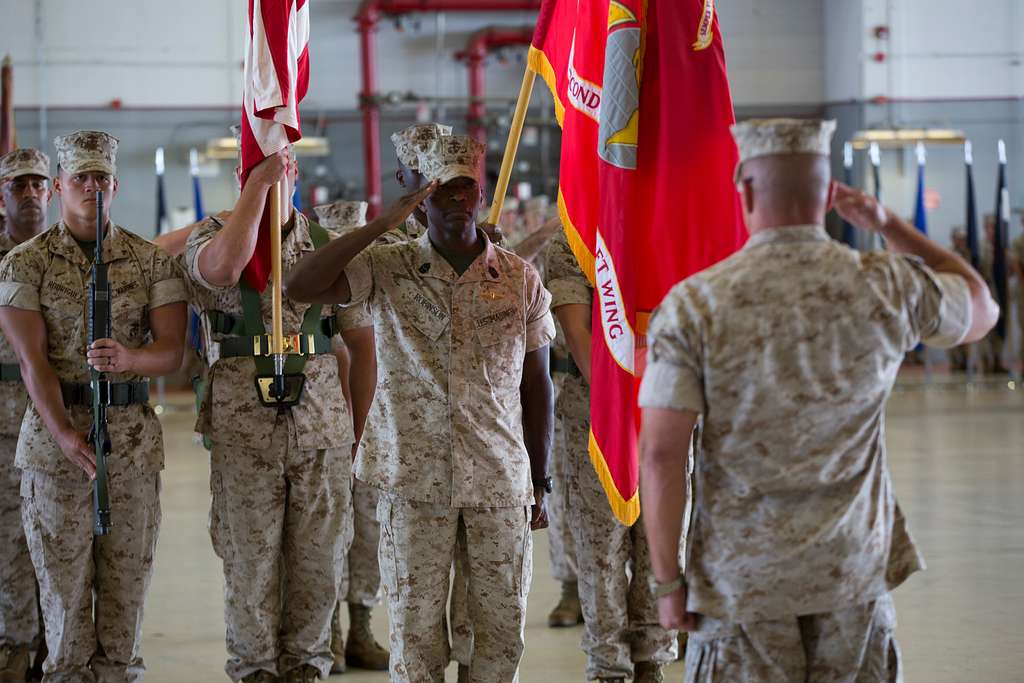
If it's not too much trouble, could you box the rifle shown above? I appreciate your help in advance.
[88,189,112,536]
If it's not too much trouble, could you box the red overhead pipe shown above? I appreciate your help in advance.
[354,0,541,217]
[456,26,534,144]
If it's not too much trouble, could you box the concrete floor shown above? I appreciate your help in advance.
[140,386,1024,682]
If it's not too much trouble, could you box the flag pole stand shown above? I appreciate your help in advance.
[270,181,286,395]
[487,68,536,225]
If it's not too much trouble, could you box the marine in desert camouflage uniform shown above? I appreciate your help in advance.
[0,131,188,682]
[285,134,556,683]
[0,148,52,682]
[313,198,391,674]
[638,118,998,682]
[184,147,354,683]
[545,231,676,683]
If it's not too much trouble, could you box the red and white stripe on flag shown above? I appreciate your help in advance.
[240,0,310,289]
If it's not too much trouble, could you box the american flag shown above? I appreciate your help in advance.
[240,0,310,291]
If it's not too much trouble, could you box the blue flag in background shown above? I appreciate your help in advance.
[292,176,302,211]
[841,142,856,248]
[913,143,928,236]
[190,148,205,221]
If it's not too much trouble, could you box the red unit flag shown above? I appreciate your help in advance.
[529,0,746,524]
[240,0,310,291]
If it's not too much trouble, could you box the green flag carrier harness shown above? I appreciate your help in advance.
[209,220,335,407]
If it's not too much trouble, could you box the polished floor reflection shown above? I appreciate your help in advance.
[142,386,1024,682]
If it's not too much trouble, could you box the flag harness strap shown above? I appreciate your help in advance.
[213,221,333,406]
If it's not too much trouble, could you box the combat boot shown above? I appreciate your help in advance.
[329,607,346,674]
[0,645,30,683]
[240,671,279,683]
[634,661,665,683]
[282,664,320,682]
[547,580,584,627]
[344,603,389,670]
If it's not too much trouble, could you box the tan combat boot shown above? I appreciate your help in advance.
[547,580,584,627]
[634,661,665,683]
[344,603,389,671]
[0,645,31,683]
[329,607,346,674]
[282,664,320,682]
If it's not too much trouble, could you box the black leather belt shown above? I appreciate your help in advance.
[550,353,581,378]
[0,363,21,382]
[62,381,150,407]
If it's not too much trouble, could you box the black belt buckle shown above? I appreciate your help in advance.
[254,374,305,407]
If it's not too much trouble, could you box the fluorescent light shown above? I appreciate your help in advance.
[205,136,331,160]
[850,128,965,150]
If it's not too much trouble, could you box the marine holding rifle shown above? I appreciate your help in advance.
[0,130,188,681]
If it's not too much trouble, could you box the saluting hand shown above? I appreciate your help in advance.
[56,429,97,479]
[832,182,889,233]
[377,181,439,231]
[87,339,135,374]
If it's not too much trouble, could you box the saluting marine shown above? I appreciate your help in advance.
[285,135,556,683]
[0,148,53,682]
[639,118,998,682]
[0,131,188,681]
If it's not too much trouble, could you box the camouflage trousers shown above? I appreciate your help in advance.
[377,494,532,683]
[0,434,39,649]
[21,469,161,683]
[209,415,352,681]
[547,394,578,584]
[346,479,381,606]
[564,402,678,680]
[683,594,902,683]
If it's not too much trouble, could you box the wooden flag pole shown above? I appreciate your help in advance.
[270,181,284,358]
[488,68,536,225]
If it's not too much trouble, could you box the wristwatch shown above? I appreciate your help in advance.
[650,572,685,599]
[533,476,553,494]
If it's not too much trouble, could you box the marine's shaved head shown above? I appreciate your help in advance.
[737,153,834,233]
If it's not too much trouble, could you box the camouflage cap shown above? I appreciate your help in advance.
[314,199,368,234]
[0,148,50,181]
[731,118,836,181]
[391,123,453,170]
[54,130,119,175]
[416,135,485,185]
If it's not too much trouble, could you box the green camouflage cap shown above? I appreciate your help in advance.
[0,148,50,181]
[731,118,835,181]
[391,123,453,170]
[54,130,119,175]
[314,199,368,234]
[416,135,484,185]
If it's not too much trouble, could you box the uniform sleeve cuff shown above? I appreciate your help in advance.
[638,362,704,414]
[548,277,592,309]
[0,282,40,310]
[344,252,373,305]
[337,301,373,330]
[526,312,557,352]
[150,278,189,309]
[188,241,233,292]
[923,273,973,348]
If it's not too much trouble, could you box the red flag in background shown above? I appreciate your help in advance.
[529,0,746,524]
[240,0,310,291]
